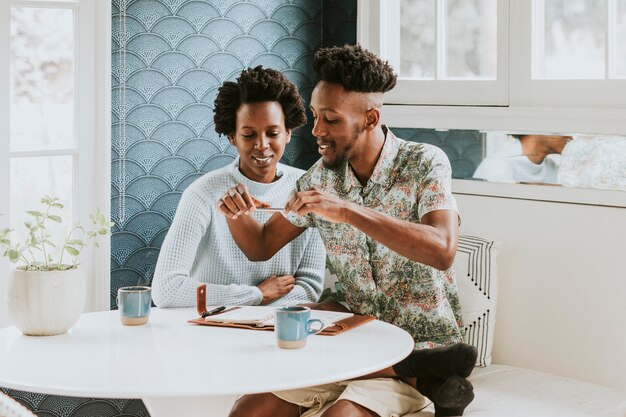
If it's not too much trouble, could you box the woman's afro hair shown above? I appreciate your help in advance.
[312,44,397,93]
[213,66,307,136]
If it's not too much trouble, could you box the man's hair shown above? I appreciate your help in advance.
[213,66,307,136]
[312,44,397,93]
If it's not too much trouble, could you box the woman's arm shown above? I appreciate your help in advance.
[267,229,326,306]
[152,189,265,307]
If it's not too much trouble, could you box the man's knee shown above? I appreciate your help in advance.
[322,399,378,417]
[229,393,300,417]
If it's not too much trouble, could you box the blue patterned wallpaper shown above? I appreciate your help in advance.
[1,388,149,417]
[392,128,485,179]
[110,0,323,308]
[322,0,357,46]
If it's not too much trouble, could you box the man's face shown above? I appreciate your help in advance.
[310,81,366,168]
[231,101,291,183]
[545,135,573,154]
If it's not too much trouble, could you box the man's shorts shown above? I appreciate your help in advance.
[273,377,426,417]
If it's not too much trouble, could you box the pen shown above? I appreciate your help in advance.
[202,306,226,318]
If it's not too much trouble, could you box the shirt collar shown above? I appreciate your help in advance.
[368,125,400,186]
[340,125,400,192]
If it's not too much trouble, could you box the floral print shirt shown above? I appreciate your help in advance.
[285,127,463,348]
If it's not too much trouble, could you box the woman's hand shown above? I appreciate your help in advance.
[217,183,270,219]
[257,275,295,304]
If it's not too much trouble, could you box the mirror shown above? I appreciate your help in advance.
[478,132,625,191]
[390,128,626,192]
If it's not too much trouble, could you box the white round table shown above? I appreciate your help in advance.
[0,307,414,417]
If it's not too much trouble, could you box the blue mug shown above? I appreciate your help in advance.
[275,306,324,349]
[117,286,151,326]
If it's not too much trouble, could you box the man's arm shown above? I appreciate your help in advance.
[286,189,458,270]
[218,183,307,261]
[346,206,458,270]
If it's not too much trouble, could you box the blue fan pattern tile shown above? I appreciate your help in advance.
[0,387,150,417]
[391,128,485,179]
[111,0,323,312]
[321,0,357,47]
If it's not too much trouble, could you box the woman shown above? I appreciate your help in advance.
[152,66,326,308]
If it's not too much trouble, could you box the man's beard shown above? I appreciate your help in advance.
[322,125,361,168]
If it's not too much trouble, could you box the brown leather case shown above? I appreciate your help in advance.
[190,284,375,336]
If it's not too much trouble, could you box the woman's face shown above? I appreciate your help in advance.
[231,101,291,183]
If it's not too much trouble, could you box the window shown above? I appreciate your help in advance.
[359,0,508,105]
[0,0,110,325]
[359,0,626,108]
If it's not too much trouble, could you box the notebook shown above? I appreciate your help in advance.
[202,305,354,330]
[189,284,375,336]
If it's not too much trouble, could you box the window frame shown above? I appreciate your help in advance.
[0,3,10,326]
[359,0,509,106]
[512,0,626,108]
[0,0,111,326]
[359,0,626,108]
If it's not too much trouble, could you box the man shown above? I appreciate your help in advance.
[473,133,572,184]
[219,44,476,417]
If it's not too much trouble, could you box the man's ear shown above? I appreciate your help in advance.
[228,134,234,144]
[286,129,292,144]
[364,108,380,131]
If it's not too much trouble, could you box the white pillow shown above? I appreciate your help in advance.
[321,234,501,367]
[455,235,501,367]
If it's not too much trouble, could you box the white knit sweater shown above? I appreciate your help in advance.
[151,159,326,308]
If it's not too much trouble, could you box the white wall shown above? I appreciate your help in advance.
[454,192,626,390]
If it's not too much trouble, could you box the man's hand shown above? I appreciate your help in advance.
[217,183,270,219]
[257,275,295,304]
[285,188,351,224]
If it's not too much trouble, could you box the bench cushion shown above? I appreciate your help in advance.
[408,365,626,417]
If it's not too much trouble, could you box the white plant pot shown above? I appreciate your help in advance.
[7,267,86,336]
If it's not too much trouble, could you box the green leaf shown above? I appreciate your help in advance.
[98,228,108,235]
[7,250,19,262]
[67,239,83,245]
[65,246,80,256]
[93,242,100,248]
[44,239,56,247]
[48,215,62,223]
[52,203,64,209]
[27,211,43,218]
